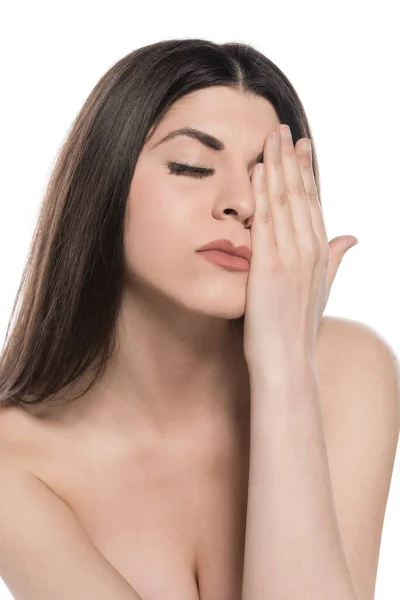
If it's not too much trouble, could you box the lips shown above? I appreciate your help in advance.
[197,239,251,262]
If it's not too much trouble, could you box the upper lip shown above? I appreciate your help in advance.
[197,239,251,262]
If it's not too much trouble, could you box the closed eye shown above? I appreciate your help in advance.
[165,161,214,179]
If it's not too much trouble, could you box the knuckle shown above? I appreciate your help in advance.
[303,236,320,261]
[271,191,289,207]
[269,156,281,167]
[287,182,307,198]
[308,189,320,205]
[287,253,301,271]
[282,246,300,270]
[256,209,274,225]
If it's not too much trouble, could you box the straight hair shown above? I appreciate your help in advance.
[0,38,321,409]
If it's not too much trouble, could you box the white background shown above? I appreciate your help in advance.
[0,1,399,598]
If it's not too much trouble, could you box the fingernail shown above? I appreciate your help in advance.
[259,164,265,179]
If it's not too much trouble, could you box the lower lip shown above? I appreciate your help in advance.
[198,250,249,271]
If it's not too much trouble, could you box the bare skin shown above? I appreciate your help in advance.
[0,87,335,599]
[0,348,252,600]
[0,317,334,600]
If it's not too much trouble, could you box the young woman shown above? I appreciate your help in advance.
[0,38,398,600]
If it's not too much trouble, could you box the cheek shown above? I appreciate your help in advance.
[124,177,195,282]
[127,180,183,246]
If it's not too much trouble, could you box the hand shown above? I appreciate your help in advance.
[243,124,358,369]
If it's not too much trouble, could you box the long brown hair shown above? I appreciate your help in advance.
[0,38,321,409]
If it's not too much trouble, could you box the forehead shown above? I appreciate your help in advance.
[145,86,280,149]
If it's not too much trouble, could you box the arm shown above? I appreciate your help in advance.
[0,458,144,600]
[241,358,359,600]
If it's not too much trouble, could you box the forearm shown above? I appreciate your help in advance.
[241,358,358,600]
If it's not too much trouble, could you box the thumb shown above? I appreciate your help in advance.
[327,236,359,290]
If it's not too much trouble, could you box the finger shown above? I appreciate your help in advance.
[278,125,315,251]
[264,128,297,258]
[251,160,276,261]
[295,140,329,248]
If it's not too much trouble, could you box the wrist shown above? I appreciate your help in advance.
[247,351,318,390]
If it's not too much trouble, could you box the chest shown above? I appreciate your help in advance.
[34,415,251,600]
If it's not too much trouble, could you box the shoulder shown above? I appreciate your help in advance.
[312,317,400,600]
[316,314,398,373]
[314,316,400,599]
[316,315,400,429]
[0,405,54,478]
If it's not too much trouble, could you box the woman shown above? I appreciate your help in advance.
[0,38,398,600]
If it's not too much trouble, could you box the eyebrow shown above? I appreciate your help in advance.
[149,127,265,169]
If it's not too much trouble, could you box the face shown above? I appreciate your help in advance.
[123,86,280,323]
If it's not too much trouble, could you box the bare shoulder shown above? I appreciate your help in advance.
[316,314,398,368]
[315,314,400,424]
[313,318,400,600]
[0,403,60,479]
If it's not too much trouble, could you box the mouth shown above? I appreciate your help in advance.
[197,249,249,272]
[196,239,251,262]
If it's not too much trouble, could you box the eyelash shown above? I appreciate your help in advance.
[165,161,214,179]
